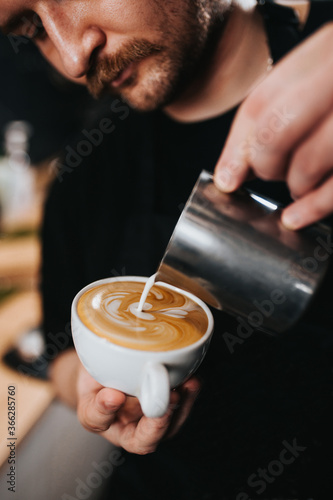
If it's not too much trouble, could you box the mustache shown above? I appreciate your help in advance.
[86,39,163,98]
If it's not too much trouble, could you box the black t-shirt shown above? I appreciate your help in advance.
[41,2,333,498]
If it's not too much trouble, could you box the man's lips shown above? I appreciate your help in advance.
[86,41,164,98]
[111,61,137,88]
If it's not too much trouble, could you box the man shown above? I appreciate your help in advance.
[1,0,332,222]
[2,0,333,497]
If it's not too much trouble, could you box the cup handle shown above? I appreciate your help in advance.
[137,362,170,418]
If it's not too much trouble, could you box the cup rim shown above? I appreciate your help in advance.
[71,275,214,355]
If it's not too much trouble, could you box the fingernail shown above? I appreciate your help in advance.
[215,170,231,191]
[282,211,302,230]
[103,401,118,410]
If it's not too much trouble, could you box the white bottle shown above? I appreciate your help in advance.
[0,121,35,230]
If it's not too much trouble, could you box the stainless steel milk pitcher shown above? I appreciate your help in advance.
[156,170,331,334]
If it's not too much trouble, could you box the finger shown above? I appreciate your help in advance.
[248,78,331,180]
[115,396,145,425]
[131,400,178,454]
[215,68,326,188]
[118,393,181,455]
[287,113,333,199]
[215,23,333,190]
[282,175,333,230]
[214,110,254,192]
[77,387,126,433]
[166,376,201,439]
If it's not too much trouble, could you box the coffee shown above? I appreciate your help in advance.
[77,281,208,351]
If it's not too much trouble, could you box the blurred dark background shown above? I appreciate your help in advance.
[0,32,99,163]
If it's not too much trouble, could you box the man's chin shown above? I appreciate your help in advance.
[123,95,166,112]
[87,63,184,112]
[89,84,171,113]
[115,77,186,112]
[111,65,202,112]
[123,92,176,113]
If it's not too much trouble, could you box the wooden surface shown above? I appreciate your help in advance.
[0,167,57,467]
[0,237,40,288]
[0,268,54,467]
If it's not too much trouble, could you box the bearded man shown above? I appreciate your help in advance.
[2,1,333,498]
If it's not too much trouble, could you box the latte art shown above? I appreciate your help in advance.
[77,281,208,351]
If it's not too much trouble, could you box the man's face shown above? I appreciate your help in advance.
[0,0,227,111]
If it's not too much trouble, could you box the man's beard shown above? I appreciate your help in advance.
[86,1,229,111]
[86,39,164,100]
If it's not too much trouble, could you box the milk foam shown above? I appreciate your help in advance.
[77,281,208,351]
[137,273,157,312]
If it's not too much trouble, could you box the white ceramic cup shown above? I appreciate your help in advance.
[71,276,214,418]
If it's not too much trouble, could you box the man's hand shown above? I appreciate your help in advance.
[76,363,201,455]
[214,22,333,230]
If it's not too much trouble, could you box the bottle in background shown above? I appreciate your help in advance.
[0,121,35,231]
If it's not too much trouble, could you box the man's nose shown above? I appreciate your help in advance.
[39,5,106,78]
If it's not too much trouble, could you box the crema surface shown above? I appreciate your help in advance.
[77,282,208,351]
